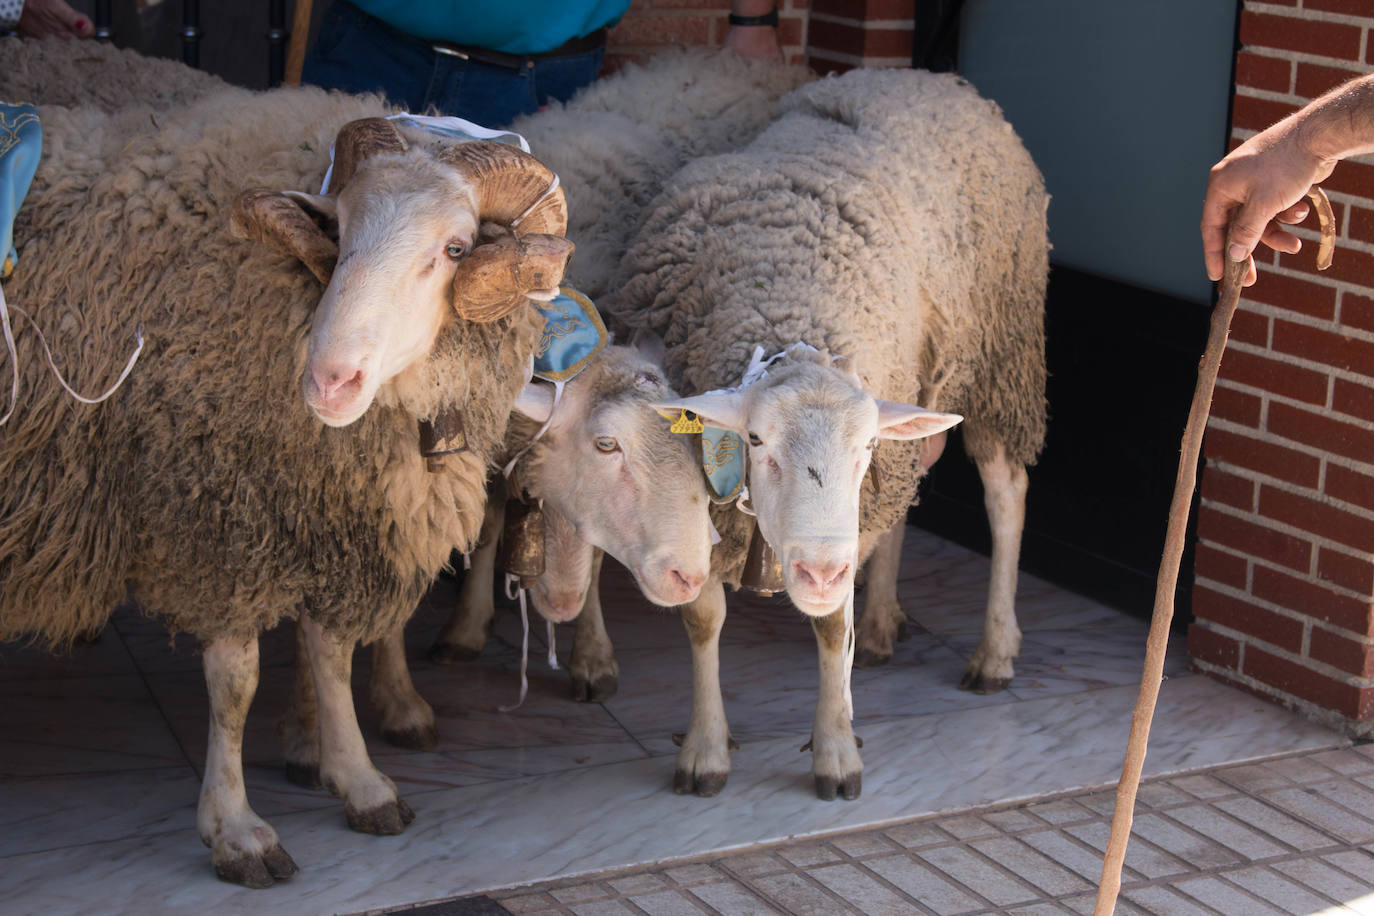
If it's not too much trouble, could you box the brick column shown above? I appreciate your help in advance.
[606,1,811,70]
[806,0,913,74]
[1191,1,1374,733]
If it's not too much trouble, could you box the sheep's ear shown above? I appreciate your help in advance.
[875,399,962,440]
[629,327,665,366]
[654,390,747,435]
[281,190,338,221]
[514,380,556,424]
[230,188,339,284]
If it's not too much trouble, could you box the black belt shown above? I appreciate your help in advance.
[433,27,608,70]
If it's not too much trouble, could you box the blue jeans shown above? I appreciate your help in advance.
[302,2,606,128]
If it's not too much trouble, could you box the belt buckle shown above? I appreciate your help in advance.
[434,44,470,60]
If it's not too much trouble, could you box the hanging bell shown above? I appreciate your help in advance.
[418,407,468,473]
[497,497,545,589]
[739,519,785,595]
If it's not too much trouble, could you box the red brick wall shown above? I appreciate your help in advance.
[605,1,812,70]
[1191,0,1374,732]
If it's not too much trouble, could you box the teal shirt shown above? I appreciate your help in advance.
[352,1,630,54]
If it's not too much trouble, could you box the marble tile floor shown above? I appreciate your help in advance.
[0,527,1348,915]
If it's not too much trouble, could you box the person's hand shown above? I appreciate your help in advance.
[723,24,781,61]
[1201,120,1335,287]
[17,0,95,39]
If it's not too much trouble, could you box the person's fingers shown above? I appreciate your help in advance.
[1200,191,1235,282]
[1274,201,1310,224]
[70,13,94,37]
[1225,198,1275,267]
[1244,255,1258,288]
[1259,222,1302,254]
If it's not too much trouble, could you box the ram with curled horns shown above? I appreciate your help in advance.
[233,116,573,426]
[0,47,575,890]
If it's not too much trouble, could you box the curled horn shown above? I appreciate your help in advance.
[437,140,568,239]
[440,140,573,322]
[230,189,337,284]
[230,118,406,283]
[330,117,408,192]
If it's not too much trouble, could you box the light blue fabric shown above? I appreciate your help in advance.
[532,287,607,383]
[0,102,40,279]
[350,0,629,54]
[701,426,744,503]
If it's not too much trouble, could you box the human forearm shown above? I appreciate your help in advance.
[1287,73,1374,164]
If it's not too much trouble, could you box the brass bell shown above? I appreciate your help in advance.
[739,519,785,595]
[497,497,545,589]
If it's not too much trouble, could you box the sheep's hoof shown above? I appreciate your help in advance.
[345,797,415,835]
[570,672,618,703]
[427,641,481,665]
[853,647,892,669]
[284,761,323,790]
[213,844,298,889]
[958,671,1012,694]
[674,768,728,797]
[815,772,862,802]
[382,723,439,751]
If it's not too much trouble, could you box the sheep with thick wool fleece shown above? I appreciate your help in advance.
[0,43,569,886]
[603,67,1049,799]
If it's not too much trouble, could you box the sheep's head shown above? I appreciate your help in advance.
[232,119,574,427]
[512,342,712,609]
[655,357,960,617]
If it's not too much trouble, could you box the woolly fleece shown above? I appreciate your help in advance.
[0,48,541,648]
[512,48,812,298]
[606,68,1049,584]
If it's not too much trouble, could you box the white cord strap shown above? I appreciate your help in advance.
[510,174,560,230]
[498,572,532,713]
[0,285,144,427]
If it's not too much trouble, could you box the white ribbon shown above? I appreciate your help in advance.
[498,572,532,713]
[0,284,144,427]
[320,112,532,194]
[496,571,562,713]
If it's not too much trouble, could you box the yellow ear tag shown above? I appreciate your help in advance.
[670,409,704,435]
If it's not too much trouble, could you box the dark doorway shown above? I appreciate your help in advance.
[910,1,1240,623]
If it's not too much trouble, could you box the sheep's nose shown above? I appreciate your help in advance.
[670,567,707,597]
[312,365,365,403]
[793,559,850,592]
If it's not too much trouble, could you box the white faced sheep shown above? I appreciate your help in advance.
[604,67,1049,800]
[0,42,572,887]
[302,339,718,769]
[399,49,814,704]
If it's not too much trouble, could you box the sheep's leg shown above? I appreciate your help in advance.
[569,549,619,702]
[280,621,322,789]
[198,634,298,888]
[430,496,504,663]
[674,577,731,797]
[300,613,416,835]
[810,607,863,800]
[368,620,438,750]
[854,430,946,668]
[854,518,907,668]
[960,443,1027,693]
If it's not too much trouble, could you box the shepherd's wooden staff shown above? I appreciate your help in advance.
[1093,187,1336,914]
[285,0,313,87]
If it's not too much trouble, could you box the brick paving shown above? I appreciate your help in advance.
[488,744,1374,915]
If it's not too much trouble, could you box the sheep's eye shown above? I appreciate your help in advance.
[445,241,468,261]
[594,437,620,453]
[748,432,763,447]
